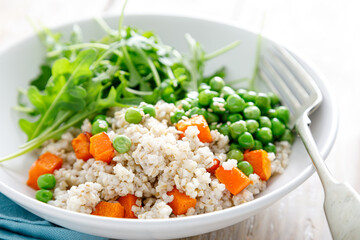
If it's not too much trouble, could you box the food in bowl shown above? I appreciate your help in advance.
[2,16,294,219]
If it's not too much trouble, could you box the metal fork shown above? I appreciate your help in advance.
[260,45,360,240]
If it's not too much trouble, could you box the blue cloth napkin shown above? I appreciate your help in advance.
[0,193,107,240]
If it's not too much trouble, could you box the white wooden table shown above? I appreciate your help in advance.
[1,0,359,239]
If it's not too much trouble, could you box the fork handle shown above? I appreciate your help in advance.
[296,114,360,240]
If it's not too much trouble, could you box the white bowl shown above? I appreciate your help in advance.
[0,14,337,239]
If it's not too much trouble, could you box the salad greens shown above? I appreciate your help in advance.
[0,15,242,162]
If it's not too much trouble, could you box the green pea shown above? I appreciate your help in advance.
[162,92,176,103]
[218,123,230,136]
[206,112,219,123]
[221,86,236,100]
[209,124,217,131]
[198,83,211,92]
[271,118,286,137]
[113,135,132,153]
[37,174,56,190]
[264,142,277,153]
[259,116,272,128]
[141,104,156,118]
[267,109,277,118]
[225,94,246,113]
[35,189,53,203]
[276,106,290,124]
[198,90,219,106]
[171,110,186,124]
[246,120,259,134]
[221,112,230,122]
[267,92,280,106]
[161,86,176,103]
[227,113,243,123]
[242,91,257,102]
[186,91,199,99]
[176,100,191,111]
[229,120,247,139]
[238,132,254,149]
[189,98,200,108]
[255,93,271,109]
[227,149,244,161]
[252,140,263,150]
[256,127,273,144]
[92,119,109,135]
[245,101,255,108]
[93,114,107,123]
[280,129,295,144]
[237,161,253,176]
[230,143,241,151]
[125,108,143,124]
[236,89,247,98]
[210,97,226,113]
[188,107,207,118]
[210,76,225,92]
[243,106,261,120]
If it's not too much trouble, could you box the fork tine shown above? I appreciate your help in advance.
[260,56,301,112]
[268,51,310,104]
[271,45,322,97]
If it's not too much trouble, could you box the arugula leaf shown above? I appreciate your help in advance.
[24,49,97,140]
[30,65,52,90]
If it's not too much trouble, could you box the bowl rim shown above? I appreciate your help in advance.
[0,12,338,225]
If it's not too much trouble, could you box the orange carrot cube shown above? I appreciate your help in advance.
[26,152,63,190]
[91,201,124,218]
[89,132,114,164]
[176,115,212,143]
[215,165,251,195]
[118,194,138,218]
[244,150,271,181]
[167,188,197,215]
[72,132,93,161]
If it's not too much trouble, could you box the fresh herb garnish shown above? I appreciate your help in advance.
[0,12,240,162]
